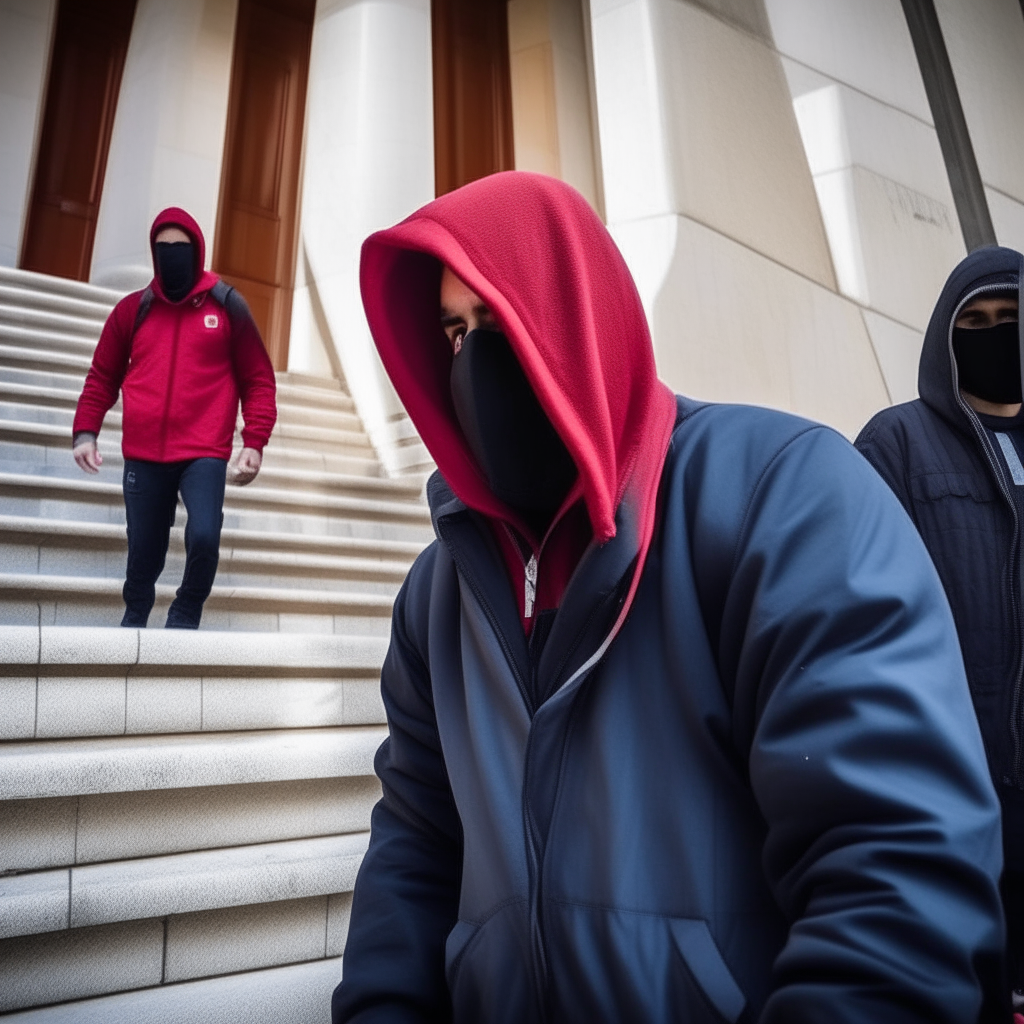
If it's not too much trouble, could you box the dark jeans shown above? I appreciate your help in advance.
[122,457,226,629]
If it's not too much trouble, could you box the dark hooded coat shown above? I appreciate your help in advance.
[855,247,1024,850]
[74,207,277,461]
[334,173,1005,1024]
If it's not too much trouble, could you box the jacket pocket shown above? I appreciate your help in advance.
[669,918,746,1023]
[910,472,996,503]
[444,919,479,992]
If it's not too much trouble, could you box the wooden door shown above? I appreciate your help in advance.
[20,0,137,281]
[432,0,514,197]
[213,0,314,371]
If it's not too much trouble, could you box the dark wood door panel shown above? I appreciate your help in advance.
[432,0,514,198]
[21,0,137,281]
[213,0,314,371]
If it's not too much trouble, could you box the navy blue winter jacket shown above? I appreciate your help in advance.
[335,397,1005,1023]
[856,246,1024,864]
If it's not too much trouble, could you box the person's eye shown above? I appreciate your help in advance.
[451,327,465,354]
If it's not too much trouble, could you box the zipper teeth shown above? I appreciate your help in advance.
[948,284,1024,786]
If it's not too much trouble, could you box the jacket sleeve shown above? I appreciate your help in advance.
[72,295,139,440]
[332,549,462,1024]
[715,426,1004,1024]
[228,293,277,452]
[854,413,915,519]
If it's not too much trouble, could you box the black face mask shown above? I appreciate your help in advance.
[154,240,196,302]
[953,320,1022,404]
[450,328,577,538]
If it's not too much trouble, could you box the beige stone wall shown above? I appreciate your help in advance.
[591,0,893,439]
[508,0,602,212]
[934,0,1024,253]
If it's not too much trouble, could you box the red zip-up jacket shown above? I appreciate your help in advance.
[73,207,277,462]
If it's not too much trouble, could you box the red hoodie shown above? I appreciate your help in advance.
[74,208,277,462]
[360,172,677,635]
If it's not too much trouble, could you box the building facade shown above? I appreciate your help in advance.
[0,0,1023,1019]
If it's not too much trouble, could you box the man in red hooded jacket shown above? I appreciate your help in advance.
[72,207,277,628]
[332,173,1009,1023]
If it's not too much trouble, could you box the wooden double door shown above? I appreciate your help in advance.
[20,0,137,282]
[213,0,315,371]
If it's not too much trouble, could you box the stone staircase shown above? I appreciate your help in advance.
[0,267,431,1020]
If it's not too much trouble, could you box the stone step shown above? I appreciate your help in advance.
[0,726,386,802]
[0,428,385,480]
[0,266,123,307]
[0,384,362,433]
[0,936,343,1021]
[0,420,407,494]
[0,517,419,596]
[0,341,91,376]
[0,471,431,524]
[2,775,381,875]
[0,514,423,563]
[1,625,390,740]
[0,283,115,323]
[0,363,89,393]
[0,322,98,360]
[0,830,369,941]
[0,303,107,340]
[0,573,396,628]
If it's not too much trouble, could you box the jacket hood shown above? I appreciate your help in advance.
[149,206,218,303]
[361,171,678,629]
[919,245,1024,427]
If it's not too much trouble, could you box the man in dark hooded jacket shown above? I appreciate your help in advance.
[857,245,1024,1010]
[73,207,277,628]
[333,172,1006,1023]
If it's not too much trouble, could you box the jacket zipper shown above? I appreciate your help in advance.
[158,307,186,461]
[948,284,1024,788]
[499,521,552,1017]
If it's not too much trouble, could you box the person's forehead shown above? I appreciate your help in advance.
[155,226,190,242]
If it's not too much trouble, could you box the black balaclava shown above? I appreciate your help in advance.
[450,328,576,538]
[154,241,196,302]
[954,313,1021,405]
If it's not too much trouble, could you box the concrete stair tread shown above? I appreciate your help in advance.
[0,305,109,338]
[0,725,386,800]
[0,954,345,1024]
[0,514,425,561]
[0,322,99,356]
[0,624,389,669]
[0,266,123,306]
[0,832,369,940]
[0,422,384,478]
[0,573,396,617]
[0,283,114,322]
[0,471,430,520]
[0,341,91,373]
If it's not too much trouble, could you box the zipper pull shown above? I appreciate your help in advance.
[524,553,538,618]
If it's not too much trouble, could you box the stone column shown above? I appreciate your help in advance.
[0,0,56,268]
[294,0,435,476]
[90,0,238,290]
[507,0,602,212]
[590,0,889,437]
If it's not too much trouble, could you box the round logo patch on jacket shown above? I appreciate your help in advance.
[204,314,219,329]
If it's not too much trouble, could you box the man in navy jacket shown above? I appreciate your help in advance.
[334,173,1006,1023]
[858,246,1024,1011]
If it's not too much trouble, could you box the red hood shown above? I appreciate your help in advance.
[361,171,677,596]
[149,206,218,303]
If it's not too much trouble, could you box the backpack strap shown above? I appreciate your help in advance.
[129,286,154,346]
[210,278,255,330]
